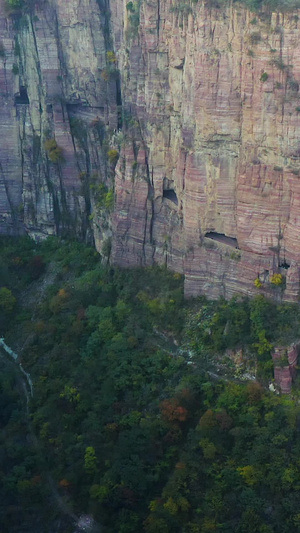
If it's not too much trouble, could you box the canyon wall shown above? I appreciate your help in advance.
[0,0,117,249]
[111,0,300,301]
[2,0,300,300]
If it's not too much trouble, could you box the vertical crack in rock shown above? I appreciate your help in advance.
[116,76,122,129]
[0,0,120,246]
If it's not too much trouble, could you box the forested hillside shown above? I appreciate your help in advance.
[1,237,300,532]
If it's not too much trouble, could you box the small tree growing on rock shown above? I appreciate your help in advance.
[44,138,65,163]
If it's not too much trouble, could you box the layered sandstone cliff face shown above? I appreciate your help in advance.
[1,0,300,300]
[0,0,117,249]
[272,343,299,393]
[110,1,300,301]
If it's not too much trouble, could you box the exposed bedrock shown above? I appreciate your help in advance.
[1,0,300,300]
[110,1,300,301]
[0,0,117,250]
[272,343,299,394]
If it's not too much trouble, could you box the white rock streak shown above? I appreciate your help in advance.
[0,337,33,397]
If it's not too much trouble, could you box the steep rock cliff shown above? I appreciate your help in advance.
[0,0,118,250]
[110,1,300,301]
[2,0,300,300]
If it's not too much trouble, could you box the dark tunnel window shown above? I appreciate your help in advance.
[15,86,30,105]
[163,189,178,205]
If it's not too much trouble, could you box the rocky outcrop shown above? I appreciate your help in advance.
[272,343,299,393]
[110,1,300,301]
[2,0,300,300]
[0,0,117,251]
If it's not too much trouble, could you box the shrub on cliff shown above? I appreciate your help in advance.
[107,148,119,165]
[0,287,16,314]
[260,72,269,82]
[106,51,116,63]
[90,182,114,211]
[44,138,65,164]
[270,273,284,286]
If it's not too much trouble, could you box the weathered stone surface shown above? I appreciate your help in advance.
[272,344,299,394]
[0,0,116,248]
[110,2,300,301]
[1,1,300,301]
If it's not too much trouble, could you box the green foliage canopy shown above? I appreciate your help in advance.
[1,236,300,532]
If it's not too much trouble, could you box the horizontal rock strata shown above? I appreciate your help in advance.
[2,0,300,300]
[110,1,300,301]
[0,0,117,249]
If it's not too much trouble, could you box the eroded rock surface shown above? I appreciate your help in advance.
[0,0,117,250]
[110,2,300,301]
[272,343,299,393]
[2,0,300,300]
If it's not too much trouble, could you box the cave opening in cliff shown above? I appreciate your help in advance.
[15,86,29,105]
[279,260,290,269]
[205,232,239,248]
[163,189,178,205]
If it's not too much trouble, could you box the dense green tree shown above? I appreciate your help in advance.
[2,236,300,531]
[0,286,16,313]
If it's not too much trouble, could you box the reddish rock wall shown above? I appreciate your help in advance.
[110,1,300,300]
[1,0,300,301]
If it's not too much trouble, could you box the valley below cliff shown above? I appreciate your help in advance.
[1,235,300,532]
